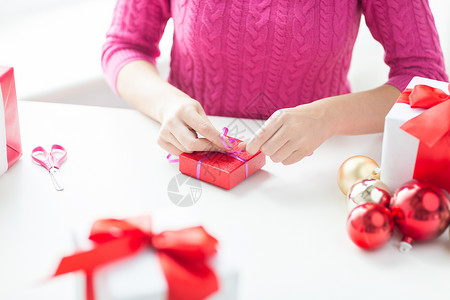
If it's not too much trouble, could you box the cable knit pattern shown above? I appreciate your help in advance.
[102,0,448,119]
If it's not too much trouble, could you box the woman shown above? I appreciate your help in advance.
[102,0,447,165]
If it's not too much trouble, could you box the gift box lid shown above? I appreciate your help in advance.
[386,76,449,122]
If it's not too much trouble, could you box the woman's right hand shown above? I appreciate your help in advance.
[158,97,228,155]
[115,60,227,155]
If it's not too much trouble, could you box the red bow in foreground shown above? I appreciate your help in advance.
[396,84,450,191]
[54,217,219,300]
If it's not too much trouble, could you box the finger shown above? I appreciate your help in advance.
[196,109,233,148]
[157,138,184,156]
[159,124,190,153]
[164,118,205,152]
[166,131,190,153]
[268,140,295,163]
[173,125,224,152]
[259,126,291,157]
[237,141,247,151]
[246,110,284,155]
[184,112,227,150]
[281,150,307,165]
[191,138,224,152]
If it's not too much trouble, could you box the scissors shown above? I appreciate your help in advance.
[31,144,67,191]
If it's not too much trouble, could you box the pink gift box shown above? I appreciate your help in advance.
[0,66,22,176]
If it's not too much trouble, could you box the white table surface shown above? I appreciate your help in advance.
[1,101,449,300]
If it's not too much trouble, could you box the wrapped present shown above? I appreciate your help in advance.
[380,76,450,193]
[0,66,22,176]
[179,136,265,190]
[53,214,238,300]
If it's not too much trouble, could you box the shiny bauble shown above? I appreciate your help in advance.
[338,156,379,195]
[347,179,391,211]
[390,180,450,252]
[347,203,394,250]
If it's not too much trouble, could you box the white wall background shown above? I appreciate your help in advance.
[0,0,449,107]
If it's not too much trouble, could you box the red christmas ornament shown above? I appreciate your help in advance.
[347,203,394,250]
[390,180,450,252]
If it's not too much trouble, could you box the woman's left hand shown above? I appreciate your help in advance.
[242,103,335,165]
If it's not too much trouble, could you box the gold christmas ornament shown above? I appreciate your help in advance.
[337,156,379,195]
[370,167,381,180]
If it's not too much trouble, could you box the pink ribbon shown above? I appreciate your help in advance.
[167,154,179,163]
[220,127,236,148]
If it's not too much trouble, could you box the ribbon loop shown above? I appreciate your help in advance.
[399,85,450,147]
[409,85,450,108]
[153,226,218,260]
[89,218,149,243]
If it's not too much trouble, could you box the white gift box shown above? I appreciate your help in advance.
[94,247,238,300]
[380,76,450,193]
[74,211,239,300]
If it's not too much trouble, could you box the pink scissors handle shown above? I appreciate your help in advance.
[50,144,67,168]
[31,144,67,170]
[31,146,53,170]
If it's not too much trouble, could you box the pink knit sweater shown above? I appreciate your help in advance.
[102,0,447,119]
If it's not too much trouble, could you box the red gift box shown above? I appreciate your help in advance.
[179,139,265,190]
[0,66,22,176]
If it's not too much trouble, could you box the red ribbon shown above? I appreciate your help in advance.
[53,217,219,300]
[396,84,450,190]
